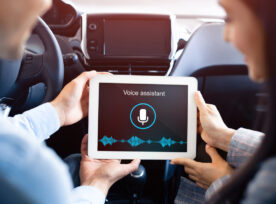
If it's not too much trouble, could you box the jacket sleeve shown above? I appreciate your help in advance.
[5,103,60,142]
[205,175,231,201]
[205,128,264,200]
[227,128,264,168]
[0,117,106,204]
[71,186,106,204]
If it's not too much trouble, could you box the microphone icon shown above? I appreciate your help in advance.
[137,109,149,125]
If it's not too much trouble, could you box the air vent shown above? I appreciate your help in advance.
[85,61,171,76]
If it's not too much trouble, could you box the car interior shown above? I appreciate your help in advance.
[0,0,266,203]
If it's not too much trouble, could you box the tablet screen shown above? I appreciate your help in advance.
[98,83,188,152]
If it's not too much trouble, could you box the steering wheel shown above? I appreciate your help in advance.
[0,17,64,112]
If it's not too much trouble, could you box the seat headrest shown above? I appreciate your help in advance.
[169,23,245,76]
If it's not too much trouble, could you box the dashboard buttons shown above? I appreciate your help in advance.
[88,23,97,31]
[90,40,97,44]
[89,46,99,52]
[88,39,99,53]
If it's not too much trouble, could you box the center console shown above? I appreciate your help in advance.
[81,14,176,75]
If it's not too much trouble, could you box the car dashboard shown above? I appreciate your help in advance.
[41,0,223,76]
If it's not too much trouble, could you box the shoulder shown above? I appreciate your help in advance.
[0,117,39,165]
[0,118,73,203]
[256,157,276,185]
[255,157,276,180]
[242,157,276,204]
[0,117,68,177]
[0,117,68,173]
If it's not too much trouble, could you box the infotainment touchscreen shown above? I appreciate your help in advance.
[82,14,176,60]
[88,75,198,160]
[104,20,171,57]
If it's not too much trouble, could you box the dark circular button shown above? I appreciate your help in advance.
[88,23,97,31]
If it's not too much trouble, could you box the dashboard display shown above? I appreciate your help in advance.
[104,19,171,57]
[83,14,174,60]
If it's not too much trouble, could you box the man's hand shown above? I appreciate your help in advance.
[195,91,236,152]
[79,134,140,196]
[171,145,233,189]
[51,71,109,127]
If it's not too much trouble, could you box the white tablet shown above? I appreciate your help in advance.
[88,75,198,160]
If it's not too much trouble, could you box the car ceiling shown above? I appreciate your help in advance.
[68,0,225,18]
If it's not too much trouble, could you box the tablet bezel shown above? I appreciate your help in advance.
[88,75,197,160]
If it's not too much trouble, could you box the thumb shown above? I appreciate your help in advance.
[81,134,89,157]
[121,159,141,175]
[75,71,97,89]
[205,145,222,163]
[194,91,207,114]
[171,158,197,167]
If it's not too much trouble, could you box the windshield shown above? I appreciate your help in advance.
[69,0,225,18]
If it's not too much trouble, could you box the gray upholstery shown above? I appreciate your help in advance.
[169,23,245,76]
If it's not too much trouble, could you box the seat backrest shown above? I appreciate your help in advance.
[168,23,263,164]
[169,23,245,76]
[0,175,35,204]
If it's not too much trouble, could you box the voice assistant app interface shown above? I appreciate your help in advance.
[98,83,188,152]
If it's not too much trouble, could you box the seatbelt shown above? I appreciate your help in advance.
[0,98,13,117]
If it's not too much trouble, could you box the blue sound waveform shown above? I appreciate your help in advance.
[127,136,144,147]
[99,136,117,146]
[99,136,186,148]
[159,137,176,147]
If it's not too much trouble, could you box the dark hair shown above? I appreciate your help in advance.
[206,0,276,203]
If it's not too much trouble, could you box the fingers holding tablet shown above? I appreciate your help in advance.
[194,91,208,114]
[80,133,141,195]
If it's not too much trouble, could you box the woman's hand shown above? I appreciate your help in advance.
[79,134,140,196]
[195,91,235,152]
[171,145,233,189]
[50,71,110,127]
